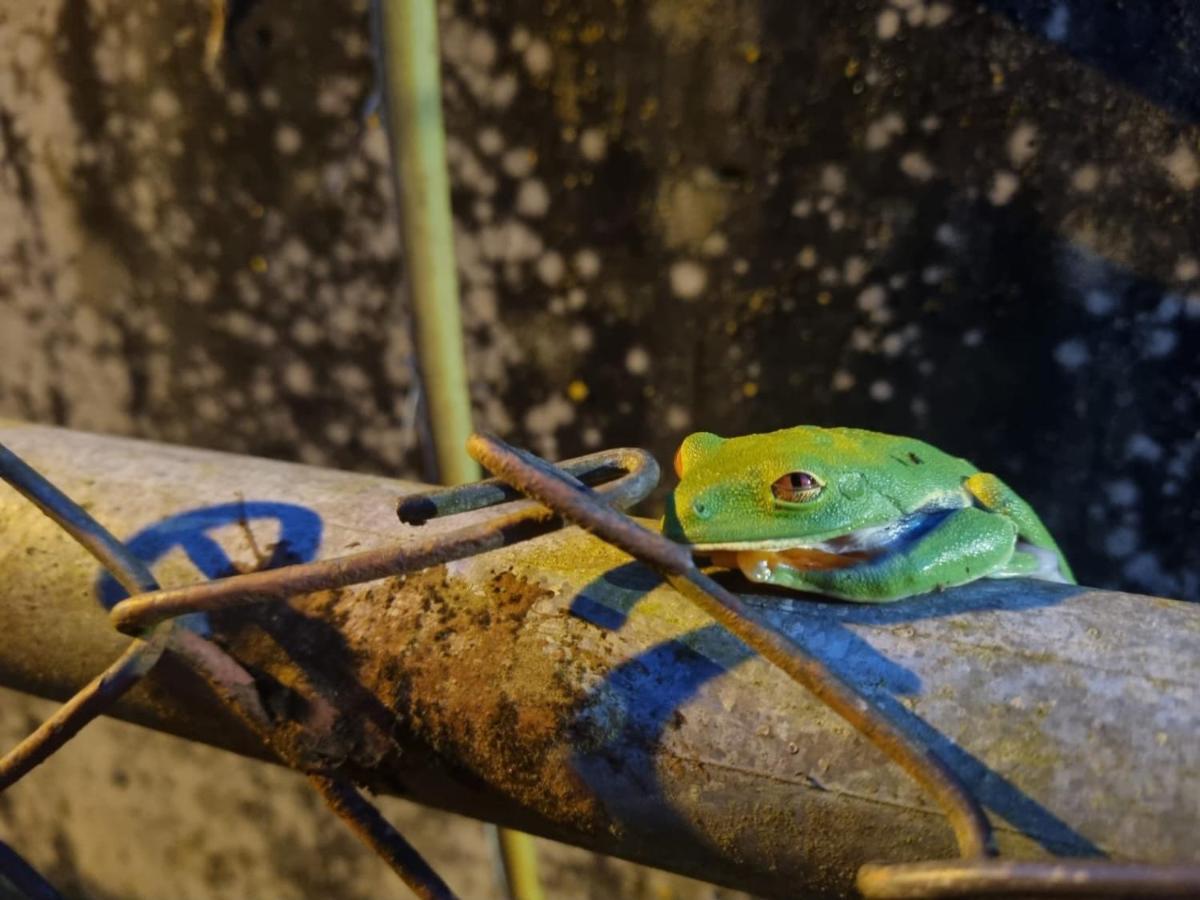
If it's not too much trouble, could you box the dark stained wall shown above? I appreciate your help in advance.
[1,1,1197,601]
[0,2,1198,897]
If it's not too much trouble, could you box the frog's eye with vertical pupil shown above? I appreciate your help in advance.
[771,471,823,503]
[673,447,684,478]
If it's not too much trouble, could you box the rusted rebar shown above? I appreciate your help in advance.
[466,432,994,861]
[109,446,657,634]
[0,443,173,790]
[309,774,459,900]
[857,859,1200,898]
[465,431,1200,899]
[1,437,658,900]
[0,442,456,897]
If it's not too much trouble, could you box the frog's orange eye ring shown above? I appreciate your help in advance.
[771,471,823,504]
[673,447,684,478]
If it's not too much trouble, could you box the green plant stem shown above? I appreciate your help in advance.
[379,0,478,486]
[377,2,538,896]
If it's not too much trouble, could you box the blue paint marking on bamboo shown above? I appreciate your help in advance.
[94,502,323,627]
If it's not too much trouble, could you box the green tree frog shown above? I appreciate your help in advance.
[661,426,1075,602]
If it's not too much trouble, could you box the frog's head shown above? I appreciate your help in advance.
[661,426,903,549]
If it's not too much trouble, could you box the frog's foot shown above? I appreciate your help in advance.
[991,543,1073,583]
[965,471,1076,583]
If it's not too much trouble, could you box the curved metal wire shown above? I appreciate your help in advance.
[309,774,458,900]
[0,444,173,791]
[466,434,994,858]
[464,432,1200,899]
[4,434,1198,898]
[109,446,658,634]
[0,441,657,899]
[0,444,459,898]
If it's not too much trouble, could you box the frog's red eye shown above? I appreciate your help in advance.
[771,471,823,503]
[673,447,684,478]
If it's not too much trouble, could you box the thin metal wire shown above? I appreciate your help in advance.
[0,441,657,900]
[0,442,273,739]
[110,504,558,634]
[0,642,160,793]
[856,859,1200,898]
[0,445,159,598]
[397,447,655,524]
[465,434,994,858]
[0,443,173,791]
[0,446,461,899]
[463,432,1200,899]
[110,446,658,634]
[309,774,458,900]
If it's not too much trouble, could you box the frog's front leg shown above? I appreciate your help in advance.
[766,507,1020,602]
[965,473,1076,584]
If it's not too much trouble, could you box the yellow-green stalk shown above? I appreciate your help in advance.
[378,2,541,896]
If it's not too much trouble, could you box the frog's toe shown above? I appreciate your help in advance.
[996,544,1072,583]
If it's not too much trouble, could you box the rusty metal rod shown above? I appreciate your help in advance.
[109,505,558,633]
[0,441,275,772]
[857,859,1200,898]
[0,441,458,899]
[465,434,1200,898]
[466,432,994,861]
[467,432,1200,899]
[109,446,657,634]
[668,571,994,860]
[396,447,656,524]
[0,443,173,790]
[309,774,460,900]
[0,443,159,598]
[0,641,156,793]
[2,439,655,898]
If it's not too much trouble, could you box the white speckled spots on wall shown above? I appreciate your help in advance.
[669,259,707,299]
[1160,141,1199,190]
[899,151,936,181]
[2,1,1200,890]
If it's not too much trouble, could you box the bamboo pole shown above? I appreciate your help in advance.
[375,1,536,892]
[0,422,1197,898]
[378,0,478,487]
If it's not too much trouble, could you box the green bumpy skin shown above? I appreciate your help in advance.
[661,426,1075,602]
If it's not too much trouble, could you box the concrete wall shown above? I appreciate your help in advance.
[1,0,1197,895]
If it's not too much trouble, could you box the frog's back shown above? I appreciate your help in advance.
[696,425,979,489]
[825,427,976,471]
[822,426,979,505]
